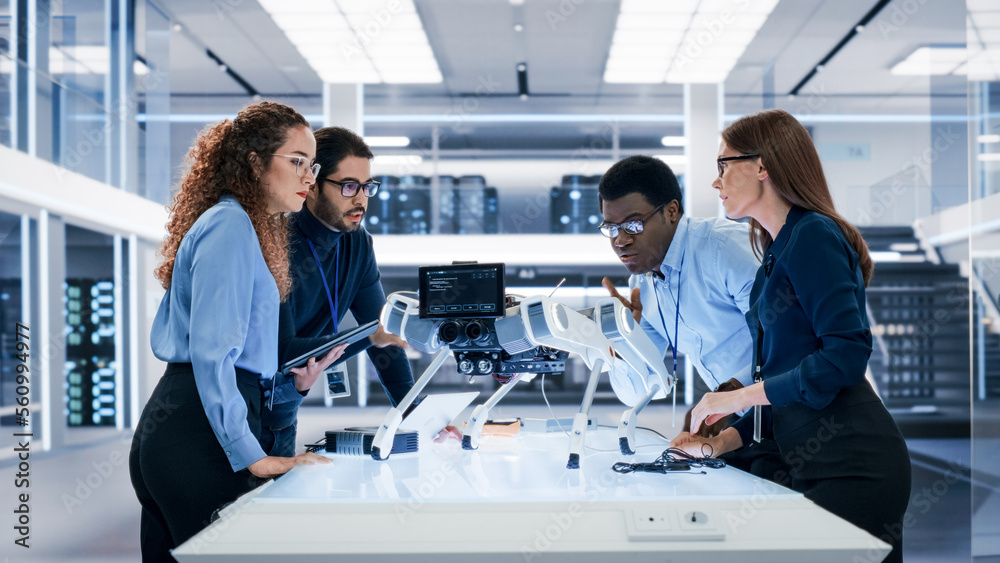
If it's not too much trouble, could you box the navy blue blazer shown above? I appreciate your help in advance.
[731,206,874,447]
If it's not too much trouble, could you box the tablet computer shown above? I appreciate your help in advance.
[277,320,380,377]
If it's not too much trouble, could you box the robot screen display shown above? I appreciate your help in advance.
[418,263,505,319]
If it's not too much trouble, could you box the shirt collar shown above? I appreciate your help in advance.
[658,215,689,275]
[766,205,806,257]
[294,202,344,248]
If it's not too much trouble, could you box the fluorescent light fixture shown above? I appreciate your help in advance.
[258,0,442,84]
[978,134,1000,143]
[660,136,686,147]
[978,153,1000,161]
[653,154,686,166]
[890,46,966,76]
[371,235,616,266]
[605,0,778,84]
[374,154,423,166]
[506,287,614,299]
[0,45,151,76]
[365,136,410,147]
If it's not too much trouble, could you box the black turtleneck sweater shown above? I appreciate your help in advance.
[263,203,414,429]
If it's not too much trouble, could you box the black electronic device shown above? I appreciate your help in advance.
[407,262,567,379]
[418,262,504,319]
[277,320,379,377]
[325,428,419,456]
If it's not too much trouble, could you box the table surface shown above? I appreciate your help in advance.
[257,425,801,504]
[173,425,890,563]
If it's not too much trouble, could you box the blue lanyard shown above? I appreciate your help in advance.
[653,268,680,376]
[305,237,340,333]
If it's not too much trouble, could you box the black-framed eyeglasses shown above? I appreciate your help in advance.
[270,154,321,180]
[319,178,381,198]
[599,204,664,238]
[717,153,759,177]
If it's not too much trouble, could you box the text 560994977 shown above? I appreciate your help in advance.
[13,322,32,549]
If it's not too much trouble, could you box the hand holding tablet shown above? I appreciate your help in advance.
[277,320,380,377]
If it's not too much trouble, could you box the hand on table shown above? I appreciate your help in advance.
[247,452,332,478]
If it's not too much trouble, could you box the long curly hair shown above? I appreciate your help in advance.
[154,101,310,299]
[722,109,874,287]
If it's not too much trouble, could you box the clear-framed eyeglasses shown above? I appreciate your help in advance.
[270,154,321,180]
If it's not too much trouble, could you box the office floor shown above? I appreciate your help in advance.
[0,402,994,563]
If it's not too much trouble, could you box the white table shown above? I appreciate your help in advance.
[173,427,889,562]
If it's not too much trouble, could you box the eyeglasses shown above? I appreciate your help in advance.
[271,154,321,180]
[599,204,664,238]
[319,178,381,198]
[717,153,759,177]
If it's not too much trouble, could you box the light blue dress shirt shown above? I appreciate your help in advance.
[630,216,759,391]
[150,195,277,471]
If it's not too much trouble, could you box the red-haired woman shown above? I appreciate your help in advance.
[129,101,345,561]
[674,109,911,562]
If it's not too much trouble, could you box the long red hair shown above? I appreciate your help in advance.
[722,109,874,286]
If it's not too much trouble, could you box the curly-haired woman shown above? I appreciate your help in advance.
[129,101,346,561]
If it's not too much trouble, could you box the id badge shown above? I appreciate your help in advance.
[325,364,352,399]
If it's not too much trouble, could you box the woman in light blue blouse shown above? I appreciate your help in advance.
[674,109,910,563]
[129,101,344,562]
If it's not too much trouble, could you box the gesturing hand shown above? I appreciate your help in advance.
[369,323,409,350]
[602,277,642,323]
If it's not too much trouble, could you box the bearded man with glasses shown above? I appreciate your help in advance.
[598,155,785,482]
[261,126,415,458]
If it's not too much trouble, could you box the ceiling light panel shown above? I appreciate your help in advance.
[606,0,778,84]
[259,0,442,84]
[889,46,967,76]
[968,3,1000,81]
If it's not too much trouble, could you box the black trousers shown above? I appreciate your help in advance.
[129,363,266,562]
[775,383,911,563]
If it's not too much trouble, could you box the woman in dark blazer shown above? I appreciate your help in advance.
[673,108,911,563]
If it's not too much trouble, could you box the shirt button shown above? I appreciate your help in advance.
[226,451,231,456]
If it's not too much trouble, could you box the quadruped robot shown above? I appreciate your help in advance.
[370,262,676,469]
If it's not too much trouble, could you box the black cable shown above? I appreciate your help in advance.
[305,437,327,453]
[612,446,725,474]
[637,425,671,443]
